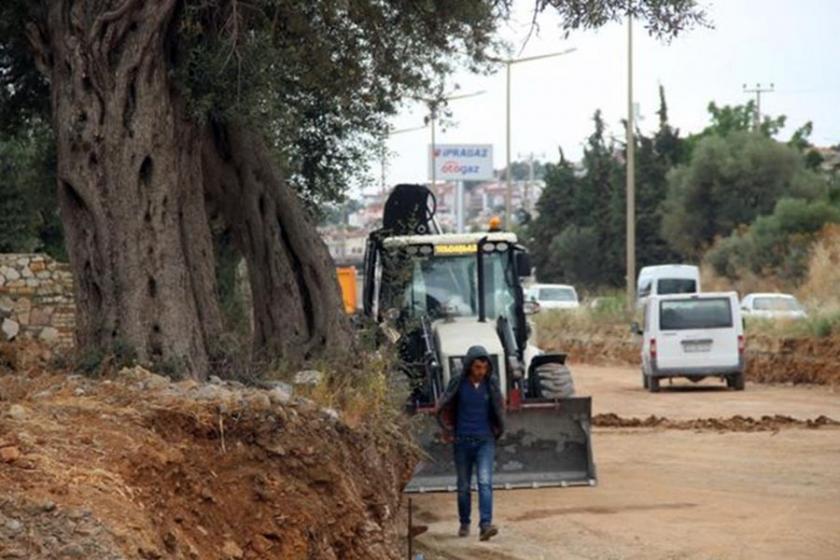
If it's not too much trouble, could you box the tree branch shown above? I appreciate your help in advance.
[88,0,142,46]
[25,22,52,76]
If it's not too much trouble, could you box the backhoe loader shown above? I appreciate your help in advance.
[362,184,596,492]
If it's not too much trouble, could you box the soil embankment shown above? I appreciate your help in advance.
[0,344,415,559]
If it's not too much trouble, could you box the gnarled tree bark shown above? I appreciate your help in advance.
[203,122,353,365]
[43,1,222,377]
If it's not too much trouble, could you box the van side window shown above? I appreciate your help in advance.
[638,279,652,298]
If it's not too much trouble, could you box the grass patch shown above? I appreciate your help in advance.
[303,352,401,428]
[745,310,840,339]
[535,290,633,336]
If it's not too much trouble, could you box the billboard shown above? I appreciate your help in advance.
[429,144,494,181]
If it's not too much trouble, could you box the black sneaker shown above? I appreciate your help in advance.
[458,524,469,537]
[479,524,498,541]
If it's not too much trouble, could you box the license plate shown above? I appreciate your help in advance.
[683,342,711,353]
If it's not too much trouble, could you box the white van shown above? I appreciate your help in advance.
[636,264,700,307]
[634,292,745,392]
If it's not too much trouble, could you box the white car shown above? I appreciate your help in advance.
[634,292,745,392]
[527,283,580,310]
[741,293,807,320]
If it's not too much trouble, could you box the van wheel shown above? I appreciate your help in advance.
[534,362,575,399]
[642,370,649,389]
[729,372,745,391]
[648,375,660,393]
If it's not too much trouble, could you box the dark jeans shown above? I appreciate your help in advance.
[454,436,495,528]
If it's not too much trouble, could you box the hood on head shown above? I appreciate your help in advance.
[462,345,492,376]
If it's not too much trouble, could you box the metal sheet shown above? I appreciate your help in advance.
[405,397,596,493]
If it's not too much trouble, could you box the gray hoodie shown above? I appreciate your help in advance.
[435,345,505,439]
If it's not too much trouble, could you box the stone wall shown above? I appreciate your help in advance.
[0,254,75,348]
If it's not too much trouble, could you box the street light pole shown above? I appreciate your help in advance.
[496,48,576,230]
[430,107,437,193]
[505,61,512,229]
[626,14,636,309]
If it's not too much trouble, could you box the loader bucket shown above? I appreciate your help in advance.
[405,397,596,493]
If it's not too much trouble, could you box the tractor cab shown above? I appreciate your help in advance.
[366,232,534,406]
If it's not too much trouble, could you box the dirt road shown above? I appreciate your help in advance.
[414,364,840,560]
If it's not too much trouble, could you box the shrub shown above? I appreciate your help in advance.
[705,199,840,284]
[798,224,840,308]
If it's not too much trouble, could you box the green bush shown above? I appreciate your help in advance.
[706,197,840,283]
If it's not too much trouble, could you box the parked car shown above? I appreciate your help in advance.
[526,283,580,310]
[636,264,700,308]
[741,293,807,320]
[633,292,745,392]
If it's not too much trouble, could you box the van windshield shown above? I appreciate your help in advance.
[660,298,732,330]
[657,278,697,295]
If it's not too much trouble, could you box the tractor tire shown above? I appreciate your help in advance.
[648,375,660,393]
[534,362,575,399]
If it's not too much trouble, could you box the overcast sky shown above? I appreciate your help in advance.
[374,0,839,191]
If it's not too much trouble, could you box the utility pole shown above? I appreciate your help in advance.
[742,83,774,131]
[626,14,636,309]
[526,152,534,213]
[491,48,576,229]
[456,181,465,233]
[517,151,536,213]
[380,144,387,195]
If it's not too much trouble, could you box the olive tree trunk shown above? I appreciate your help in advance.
[36,1,223,377]
[203,122,353,365]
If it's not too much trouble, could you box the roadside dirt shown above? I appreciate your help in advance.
[414,364,840,560]
[0,348,416,559]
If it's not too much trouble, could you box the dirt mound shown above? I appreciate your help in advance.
[0,361,416,559]
[593,413,840,432]
[747,335,840,385]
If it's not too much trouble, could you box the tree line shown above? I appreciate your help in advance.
[527,87,839,291]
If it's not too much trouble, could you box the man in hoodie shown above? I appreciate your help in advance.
[436,345,504,541]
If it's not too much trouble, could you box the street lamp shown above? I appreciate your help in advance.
[490,48,577,229]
